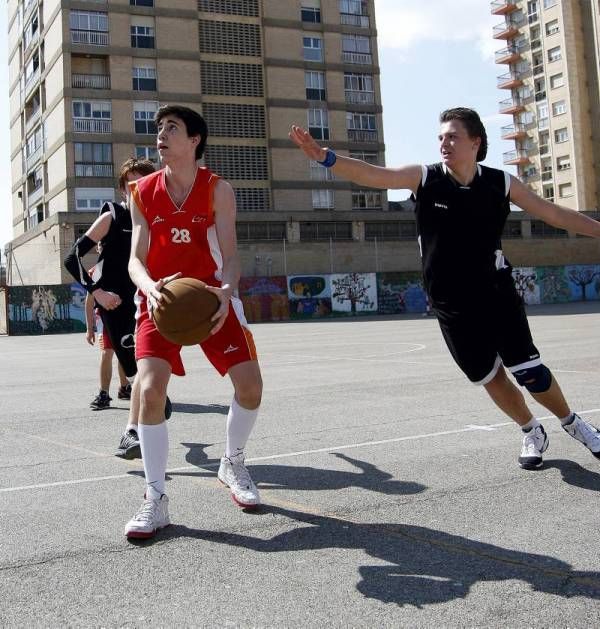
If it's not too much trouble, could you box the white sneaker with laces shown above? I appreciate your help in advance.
[125,494,170,539]
[218,453,261,509]
[519,425,549,469]
[562,414,600,459]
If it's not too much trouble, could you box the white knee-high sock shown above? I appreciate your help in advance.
[225,398,259,458]
[138,422,168,499]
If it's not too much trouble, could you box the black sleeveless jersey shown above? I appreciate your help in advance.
[414,163,512,305]
[95,201,136,299]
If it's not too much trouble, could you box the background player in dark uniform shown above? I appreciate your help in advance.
[64,158,163,457]
[290,107,600,470]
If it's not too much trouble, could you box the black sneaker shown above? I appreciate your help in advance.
[165,395,172,420]
[118,384,132,400]
[115,429,141,459]
[90,390,111,411]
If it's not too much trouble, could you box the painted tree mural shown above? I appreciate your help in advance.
[331,273,375,313]
[567,267,600,301]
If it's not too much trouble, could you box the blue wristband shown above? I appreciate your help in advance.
[318,149,337,168]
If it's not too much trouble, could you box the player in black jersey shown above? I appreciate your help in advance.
[65,158,168,458]
[290,108,600,470]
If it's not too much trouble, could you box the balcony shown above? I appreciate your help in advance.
[23,67,40,99]
[27,185,43,207]
[72,73,110,89]
[499,96,525,114]
[342,51,373,65]
[23,30,40,57]
[71,30,109,46]
[26,145,42,171]
[497,70,524,89]
[501,123,528,139]
[534,90,546,102]
[345,90,375,104]
[503,149,530,165]
[75,163,113,177]
[538,117,549,130]
[540,144,549,155]
[340,13,370,27]
[25,106,41,134]
[347,129,378,143]
[493,17,523,39]
[495,45,522,64]
[521,170,539,183]
[490,0,518,15]
[73,118,112,133]
[541,170,553,182]
[533,63,544,76]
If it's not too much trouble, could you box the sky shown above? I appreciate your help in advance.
[0,0,515,254]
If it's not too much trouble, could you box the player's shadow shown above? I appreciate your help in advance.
[170,445,427,496]
[171,403,229,415]
[542,458,600,491]
[162,504,600,606]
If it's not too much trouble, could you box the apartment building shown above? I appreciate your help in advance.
[492,0,600,214]
[6,0,409,284]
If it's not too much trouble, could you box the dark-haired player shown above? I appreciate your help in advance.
[64,158,169,457]
[290,107,600,471]
[125,105,262,539]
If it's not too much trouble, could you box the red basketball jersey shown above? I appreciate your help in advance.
[130,167,222,286]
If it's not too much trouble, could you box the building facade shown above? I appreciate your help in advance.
[7,0,409,284]
[492,0,600,213]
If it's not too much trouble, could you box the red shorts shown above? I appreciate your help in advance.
[98,332,112,351]
[135,297,258,376]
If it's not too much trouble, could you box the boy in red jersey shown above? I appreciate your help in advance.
[125,105,263,539]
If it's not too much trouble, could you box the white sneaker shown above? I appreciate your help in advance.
[125,494,170,539]
[519,425,549,469]
[218,454,261,509]
[562,414,600,459]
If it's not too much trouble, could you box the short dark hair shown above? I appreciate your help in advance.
[154,105,208,160]
[439,107,488,162]
[117,158,155,190]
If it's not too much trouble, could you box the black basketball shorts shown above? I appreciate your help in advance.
[434,282,540,385]
[100,298,137,378]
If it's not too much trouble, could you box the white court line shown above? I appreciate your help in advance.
[3,408,600,495]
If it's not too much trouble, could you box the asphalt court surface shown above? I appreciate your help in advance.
[2,302,600,627]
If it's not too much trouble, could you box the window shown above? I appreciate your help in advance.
[130,0,154,5]
[25,125,43,158]
[305,71,326,101]
[543,0,557,8]
[339,0,369,26]
[365,222,416,241]
[342,35,372,64]
[310,160,334,181]
[312,190,335,209]
[75,188,115,211]
[301,7,321,23]
[352,189,382,210]
[73,100,112,133]
[554,127,568,143]
[349,151,379,164]
[344,72,374,103]
[552,100,566,116]
[502,222,522,239]
[545,19,559,35]
[559,182,573,198]
[28,204,44,229]
[133,66,157,91]
[548,46,561,62]
[346,112,377,141]
[556,155,570,171]
[531,220,567,238]
[300,222,352,241]
[131,25,155,48]
[23,13,39,49]
[135,145,159,164]
[303,37,323,62]
[308,108,329,140]
[74,142,113,177]
[236,222,285,241]
[70,10,109,32]
[550,73,564,89]
[134,101,158,134]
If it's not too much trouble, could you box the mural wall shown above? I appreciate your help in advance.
[3,264,600,334]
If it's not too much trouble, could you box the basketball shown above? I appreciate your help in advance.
[153,277,220,345]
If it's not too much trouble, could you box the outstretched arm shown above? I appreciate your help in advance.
[510,176,600,238]
[289,125,423,194]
